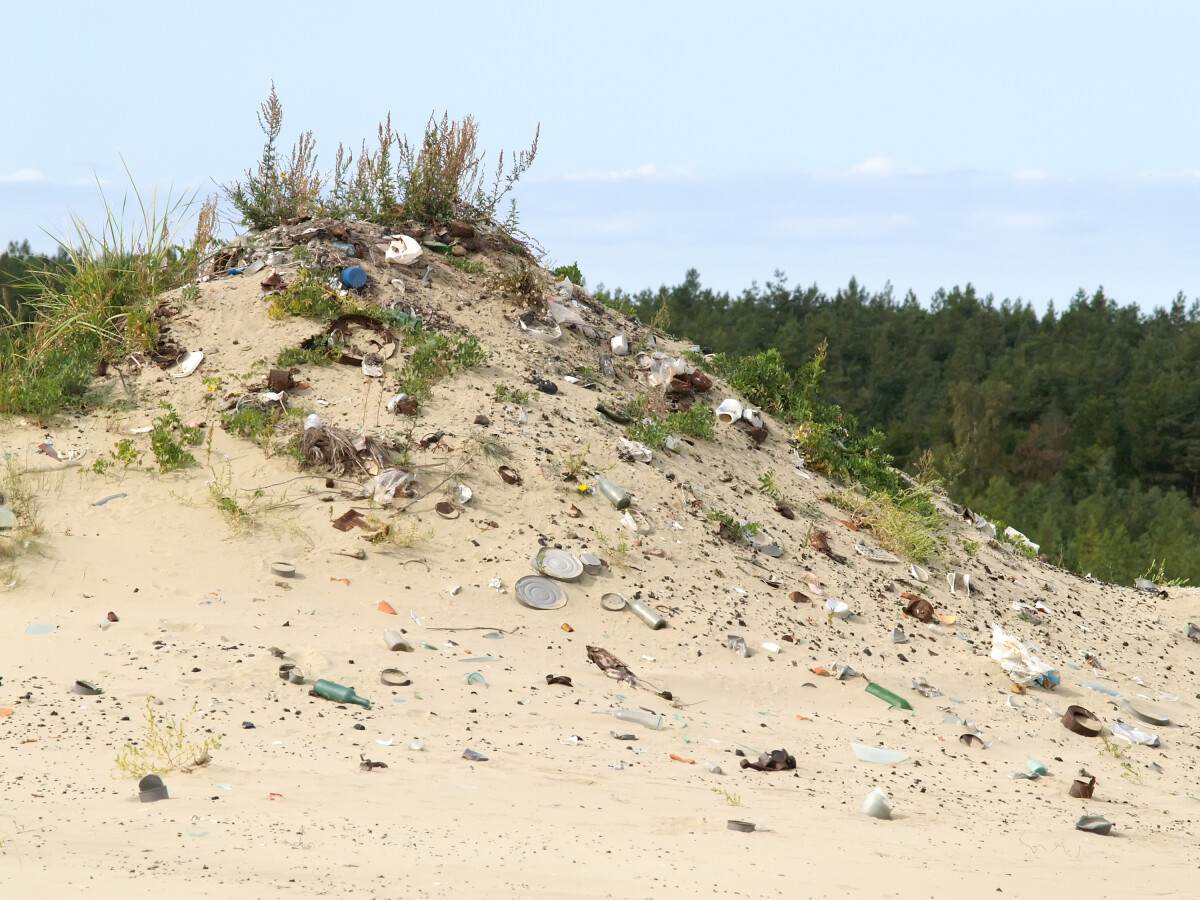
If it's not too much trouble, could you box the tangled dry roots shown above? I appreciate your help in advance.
[299,424,395,475]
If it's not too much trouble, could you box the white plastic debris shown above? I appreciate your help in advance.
[1003,526,1040,554]
[385,235,422,266]
[304,413,323,430]
[715,399,743,424]
[171,349,204,378]
[619,438,654,463]
[520,319,562,342]
[861,788,892,819]
[990,624,1058,686]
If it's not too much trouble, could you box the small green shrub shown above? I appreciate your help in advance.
[666,405,714,440]
[276,343,338,368]
[447,255,485,275]
[151,402,202,472]
[221,81,322,230]
[491,259,544,308]
[494,384,530,405]
[113,697,222,778]
[396,330,486,400]
[222,405,301,452]
[553,262,585,286]
[267,267,343,320]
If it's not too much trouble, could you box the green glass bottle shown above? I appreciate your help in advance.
[593,474,631,510]
[312,679,371,708]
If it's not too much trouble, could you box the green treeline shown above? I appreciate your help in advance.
[1,241,67,325]
[603,270,1200,585]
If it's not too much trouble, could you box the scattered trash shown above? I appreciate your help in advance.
[593,707,664,729]
[1027,757,1049,776]
[851,743,908,764]
[704,761,724,774]
[378,601,398,615]
[626,596,667,630]
[856,544,900,564]
[904,596,934,623]
[991,624,1059,686]
[92,493,127,507]
[532,548,584,582]
[610,335,630,356]
[138,774,169,803]
[911,677,941,698]
[498,465,522,485]
[861,787,892,820]
[1112,720,1159,746]
[340,266,368,290]
[462,748,489,762]
[24,623,56,635]
[466,672,488,687]
[383,630,413,652]
[865,682,913,711]
[727,819,757,832]
[726,634,751,657]
[586,646,670,697]
[669,754,695,764]
[545,675,573,687]
[825,599,851,620]
[740,749,796,772]
[514,576,566,610]
[1122,699,1171,726]
[269,561,296,578]
[715,399,743,424]
[909,564,929,582]
[385,234,422,265]
[311,679,371,709]
[1075,815,1113,836]
[1061,705,1102,738]
[959,733,985,748]
[278,663,306,684]
[1070,775,1096,798]
[594,474,631,509]
[891,626,908,644]
[171,350,204,378]
[71,680,103,696]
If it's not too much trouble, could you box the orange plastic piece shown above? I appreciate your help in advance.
[838,519,859,531]
[795,715,813,721]
[0,708,12,717]
[561,623,573,632]
[811,667,831,676]
[330,577,350,586]
[378,601,397,615]
[669,754,695,764]
[268,792,284,800]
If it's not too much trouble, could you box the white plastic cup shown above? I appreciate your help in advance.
[610,335,630,356]
[383,629,413,652]
[741,408,764,429]
[715,399,743,424]
[861,787,892,819]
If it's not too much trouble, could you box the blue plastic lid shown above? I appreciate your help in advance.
[341,266,368,289]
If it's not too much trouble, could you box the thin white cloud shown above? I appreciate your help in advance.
[1013,168,1048,181]
[557,163,696,183]
[847,156,898,177]
[562,163,658,182]
[0,168,45,183]
[971,209,1051,231]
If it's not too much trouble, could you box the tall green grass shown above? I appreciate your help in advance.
[0,169,197,421]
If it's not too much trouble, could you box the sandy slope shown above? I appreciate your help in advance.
[2,243,1199,899]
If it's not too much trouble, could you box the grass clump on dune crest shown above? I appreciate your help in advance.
[0,171,201,421]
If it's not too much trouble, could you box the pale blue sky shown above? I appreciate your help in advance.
[3,1,1199,309]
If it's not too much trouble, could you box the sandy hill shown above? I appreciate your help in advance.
[2,222,1199,898]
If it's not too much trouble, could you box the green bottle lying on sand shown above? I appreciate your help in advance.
[593,474,631,509]
[864,681,913,711]
[312,679,371,708]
